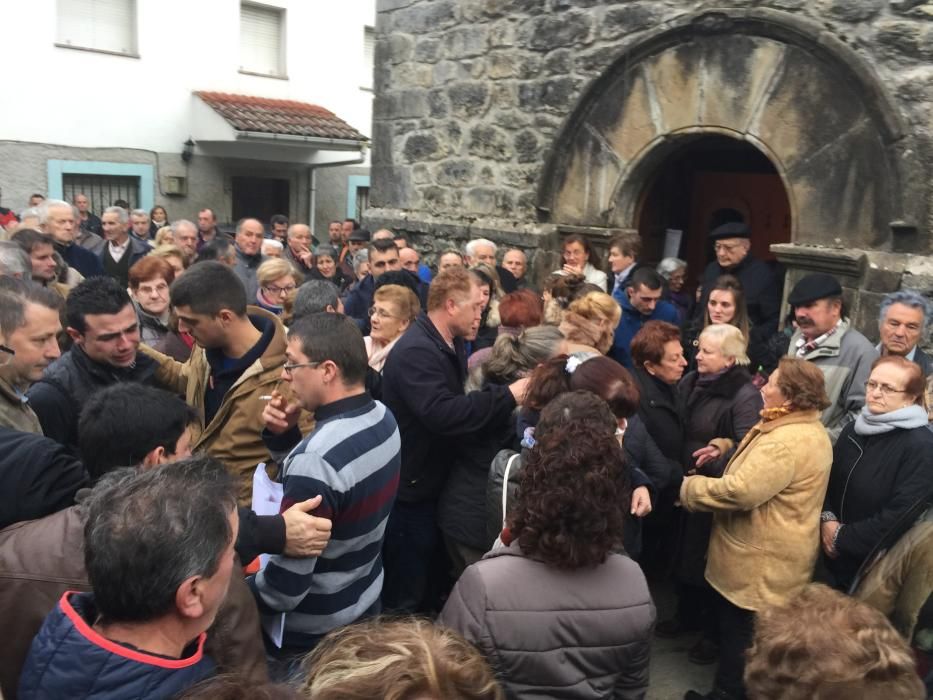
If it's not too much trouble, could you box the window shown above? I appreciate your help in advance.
[240,3,286,78]
[62,174,140,214]
[48,160,154,212]
[363,26,375,91]
[56,0,137,56]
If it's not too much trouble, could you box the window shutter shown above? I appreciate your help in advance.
[57,0,136,55]
[240,4,283,76]
[363,26,375,88]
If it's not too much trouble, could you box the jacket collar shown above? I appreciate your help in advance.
[204,308,283,377]
[65,343,157,384]
[415,312,463,359]
[681,365,751,399]
[314,392,372,422]
[755,409,823,434]
[235,245,263,267]
[791,318,852,358]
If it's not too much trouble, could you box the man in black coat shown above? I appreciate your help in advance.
[380,268,529,613]
[39,199,103,279]
[696,222,782,363]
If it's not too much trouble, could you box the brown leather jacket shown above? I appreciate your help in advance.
[0,491,267,699]
[0,371,42,434]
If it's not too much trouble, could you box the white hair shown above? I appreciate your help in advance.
[130,208,149,220]
[103,206,129,224]
[170,219,197,235]
[699,323,750,366]
[464,238,497,257]
[261,239,284,252]
[37,199,71,226]
[657,257,687,279]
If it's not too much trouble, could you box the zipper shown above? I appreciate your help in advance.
[839,433,864,522]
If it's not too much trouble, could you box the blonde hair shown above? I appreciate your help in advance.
[301,618,504,700]
[154,226,174,247]
[745,583,925,699]
[559,291,621,355]
[257,257,298,287]
[149,244,186,267]
[698,323,750,366]
[373,284,421,323]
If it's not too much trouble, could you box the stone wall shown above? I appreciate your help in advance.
[368,1,933,257]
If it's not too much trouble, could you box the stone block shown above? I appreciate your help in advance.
[428,89,449,118]
[374,89,429,119]
[413,37,442,63]
[370,165,413,209]
[465,187,514,216]
[391,0,458,34]
[515,53,543,80]
[822,0,886,22]
[518,77,584,112]
[371,120,395,167]
[402,132,442,162]
[875,20,933,63]
[434,60,463,84]
[383,34,414,64]
[522,11,592,51]
[514,129,539,163]
[495,108,531,128]
[600,3,664,40]
[482,0,548,18]
[412,163,433,185]
[488,52,517,79]
[469,124,512,161]
[443,25,489,59]
[864,251,908,293]
[394,62,434,88]
[449,82,490,118]
[421,185,449,211]
[575,44,622,73]
[489,19,517,48]
[437,159,477,186]
[543,48,573,75]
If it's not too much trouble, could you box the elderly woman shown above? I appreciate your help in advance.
[658,257,692,323]
[680,358,833,700]
[558,290,621,355]
[661,324,762,663]
[555,234,608,291]
[441,391,655,699]
[822,355,933,591]
[128,256,191,361]
[310,243,351,293]
[439,325,565,575]
[364,284,420,372]
[255,258,299,316]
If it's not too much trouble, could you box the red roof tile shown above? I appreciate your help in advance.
[195,91,368,142]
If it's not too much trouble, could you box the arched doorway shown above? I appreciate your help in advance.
[636,134,791,290]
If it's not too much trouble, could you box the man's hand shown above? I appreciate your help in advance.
[509,376,531,404]
[297,245,314,268]
[262,390,301,435]
[692,444,722,470]
[821,520,840,559]
[631,486,652,517]
[282,495,333,558]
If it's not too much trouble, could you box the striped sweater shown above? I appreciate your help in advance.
[250,393,400,649]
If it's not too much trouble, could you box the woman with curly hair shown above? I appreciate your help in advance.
[441,390,655,699]
[558,290,622,355]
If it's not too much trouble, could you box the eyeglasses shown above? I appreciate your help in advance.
[368,306,398,320]
[283,361,321,376]
[865,380,907,396]
[0,344,14,366]
[714,242,744,252]
[264,283,298,296]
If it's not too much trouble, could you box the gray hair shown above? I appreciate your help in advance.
[83,456,237,623]
[37,198,71,226]
[130,208,149,220]
[103,206,129,224]
[19,207,39,221]
[352,249,369,274]
[699,323,750,366]
[464,238,497,258]
[657,257,687,279]
[293,279,340,319]
[879,289,932,333]
[467,325,565,391]
[0,241,32,278]
[170,219,197,235]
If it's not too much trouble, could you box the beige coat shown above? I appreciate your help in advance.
[680,410,832,611]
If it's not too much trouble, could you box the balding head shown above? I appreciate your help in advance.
[235,218,264,256]
[399,247,420,274]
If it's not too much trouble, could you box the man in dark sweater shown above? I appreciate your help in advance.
[99,207,149,287]
[380,268,529,612]
[38,199,103,279]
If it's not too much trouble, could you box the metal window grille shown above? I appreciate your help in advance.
[62,174,140,214]
[355,186,370,222]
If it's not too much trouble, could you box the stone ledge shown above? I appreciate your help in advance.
[770,243,867,281]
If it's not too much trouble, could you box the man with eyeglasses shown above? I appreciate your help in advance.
[26,276,160,454]
[697,222,782,355]
[877,290,932,377]
[786,272,877,442]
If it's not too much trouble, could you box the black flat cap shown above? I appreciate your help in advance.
[709,222,751,241]
[788,273,843,306]
[348,228,371,242]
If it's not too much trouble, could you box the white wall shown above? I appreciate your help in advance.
[0,0,375,155]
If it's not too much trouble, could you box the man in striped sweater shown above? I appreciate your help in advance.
[252,312,400,667]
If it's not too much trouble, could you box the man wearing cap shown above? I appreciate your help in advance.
[698,222,782,360]
[340,228,370,279]
[786,273,877,441]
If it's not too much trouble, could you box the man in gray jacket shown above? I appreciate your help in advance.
[786,273,877,442]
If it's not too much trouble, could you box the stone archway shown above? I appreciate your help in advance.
[538,9,920,253]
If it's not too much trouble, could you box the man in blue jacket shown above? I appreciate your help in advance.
[611,267,680,368]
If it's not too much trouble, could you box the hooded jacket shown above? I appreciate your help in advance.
[140,307,303,505]
[439,541,655,699]
[610,288,679,368]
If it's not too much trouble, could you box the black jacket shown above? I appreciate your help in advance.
[825,423,933,588]
[26,346,158,454]
[914,346,933,378]
[53,241,103,279]
[382,313,516,503]
[0,428,87,529]
[632,367,685,468]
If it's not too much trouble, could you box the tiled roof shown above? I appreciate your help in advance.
[195,91,368,142]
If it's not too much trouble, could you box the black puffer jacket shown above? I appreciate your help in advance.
[824,422,933,588]
[632,367,685,469]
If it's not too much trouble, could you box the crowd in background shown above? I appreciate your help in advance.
[0,193,931,699]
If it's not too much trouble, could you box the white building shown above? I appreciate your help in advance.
[0,0,376,235]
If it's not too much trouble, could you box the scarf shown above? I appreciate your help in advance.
[795,318,843,358]
[365,334,401,373]
[760,405,793,422]
[854,404,929,436]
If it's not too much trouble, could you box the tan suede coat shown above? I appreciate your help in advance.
[680,410,832,611]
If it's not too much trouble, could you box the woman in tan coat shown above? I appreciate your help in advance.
[680,358,833,700]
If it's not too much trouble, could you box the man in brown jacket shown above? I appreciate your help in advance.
[140,261,312,505]
[0,383,268,700]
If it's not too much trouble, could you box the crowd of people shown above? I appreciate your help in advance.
[0,194,931,699]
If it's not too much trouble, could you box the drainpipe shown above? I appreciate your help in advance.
[306,147,368,238]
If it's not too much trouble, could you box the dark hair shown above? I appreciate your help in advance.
[194,237,234,265]
[177,676,302,700]
[525,354,574,410]
[545,273,588,310]
[83,455,237,623]
[293,279,340,319]
[344,218,358,226]
[630,266,663,291]
[150,205,167,219]
[498,289,543,328]
[288,313,368,386]
[374,269,421,298]
[609,232,642,259]
[112,199,130,209]
[0,276,64,334]
[10,228,53,254]
[78,383,199,481]
[630,320,682,368]
[170,261,246,316]
[561,234,593,264]
[705,274,750,339]
[572,356,641,418]
[270,214,289,227]
[368,237,398,258]
[509,391,628,569]
[66,276,133,333]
